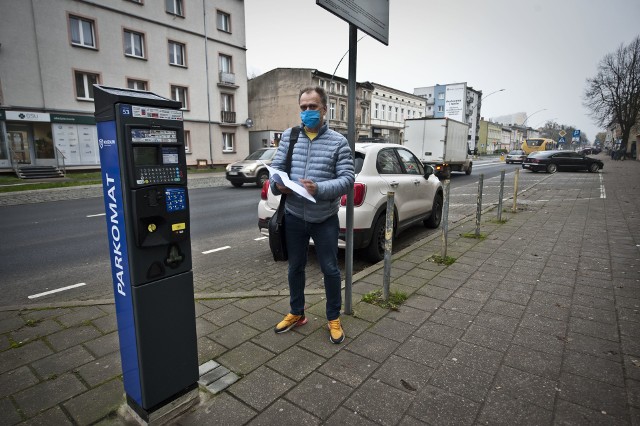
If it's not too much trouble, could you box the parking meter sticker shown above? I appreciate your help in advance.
[172,223,186,231]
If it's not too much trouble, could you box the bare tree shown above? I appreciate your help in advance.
[584,36,640,150]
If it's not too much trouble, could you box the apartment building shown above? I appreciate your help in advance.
[367,82,425,144]
[247,68,374,147]
[0,0,249,173]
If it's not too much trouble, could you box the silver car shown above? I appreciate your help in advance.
[225,148,277,187]
[505,149,527,164]
[258,143,443,262]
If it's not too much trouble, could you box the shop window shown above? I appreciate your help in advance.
[69,15,96,48]
[74,70,99,100]
[168,41,186,67]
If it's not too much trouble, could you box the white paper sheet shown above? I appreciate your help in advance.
[262,163,316,203]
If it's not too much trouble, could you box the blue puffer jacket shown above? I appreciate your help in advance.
[270,123,355,223]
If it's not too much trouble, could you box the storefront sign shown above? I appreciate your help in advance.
[51,114,96,125]
[5,111,51,122]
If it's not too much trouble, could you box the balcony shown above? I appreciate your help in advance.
[219,72,235,85]
[221,110,236,123]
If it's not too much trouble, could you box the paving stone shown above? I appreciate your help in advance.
[252,327,305,354]
[9,318,63,345]
[512,326,565,356]
[553,398,624,426]
[0,315,26,335]
[0,340,53,375]
[238,307,283,332]
[563,350,625,387]
[448,341,503,375]
[201,304,251,327]
[227,365,295,411]
[416,285,455,301]
[31,345,95,378]
[482,298,525,319]
[346,331,401,364]
[266,345,325,381]
[367,317,416,343]
[491,289,532,306]
[56,306,108,328]
[493,365,557,410]
[395,335,451,369]
[413,321,464,347]
[285,371,353,420]
[407,383,479,425]
[217,341,275,375]
[194,317,219,337]
[520,312,568,337]
[297,327,347,359]
[63,378,123,425]
[75,351,122,387]
[344,378,414,426]
[573,304,618,324]
[177,392,256,426]
[20,405,75,425]
[573,293,616,311]
[206,371,240,394]
[0,365,39,399]
[13,372,87,418]
[0,397,23,425]
[324,406,378,426]
[626,378,640,408]
[373,354,434,393]
[503,343,562,380]
[619,321,640,339]
[208,321,260,349]
[558,372,628,419]
[429,359,494,403]
[428,308,474,330]
[386,305,431,326]
[318,349,378,387]
[477,390,553,425]
[197,336,227,363]
[83,331,119,358]
[569,317,620,342]
[473,310,519,334]
[46,324,103,352]
[91,313,118,334]
[462,324,512,353]
[233,297,276,313]
[351,301,389,322]
[247,398,320,425]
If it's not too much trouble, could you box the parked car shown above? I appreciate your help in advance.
[578,147,601,155]
[505,149,527,164]
[258,143,444,262]
[522,150,604,174]
[225,148,277,187]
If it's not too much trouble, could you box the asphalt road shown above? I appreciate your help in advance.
[0,160,535,307]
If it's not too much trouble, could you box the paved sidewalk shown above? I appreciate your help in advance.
[1,155,639,425]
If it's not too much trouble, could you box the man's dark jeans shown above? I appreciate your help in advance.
[284,211,342,320]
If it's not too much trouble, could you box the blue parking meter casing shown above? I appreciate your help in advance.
[93,86,198,419]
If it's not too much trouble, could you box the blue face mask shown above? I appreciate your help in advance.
[300,110,321,129]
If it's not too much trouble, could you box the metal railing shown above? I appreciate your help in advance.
[55,147,66,176]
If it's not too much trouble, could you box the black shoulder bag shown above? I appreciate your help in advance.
[268,126,300,262]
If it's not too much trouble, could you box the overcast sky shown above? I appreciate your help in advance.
[244,0,640,142]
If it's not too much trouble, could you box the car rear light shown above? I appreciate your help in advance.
[341,182,366,207]
[260,180,269,200]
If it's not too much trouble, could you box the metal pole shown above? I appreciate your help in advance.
[512,168,520,213]
[344,24,357,315]
[383,191,394,302]
[475,174,484,236]
[441,179,450,258]
[497,170,505,221]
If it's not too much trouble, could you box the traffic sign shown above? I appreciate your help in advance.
[558,136,566,144]
[572,129,580,137]
[559,130,566,137]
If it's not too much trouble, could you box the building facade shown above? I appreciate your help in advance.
[247,68,374,145]
[0,0,250,172]
[367,82,425,144]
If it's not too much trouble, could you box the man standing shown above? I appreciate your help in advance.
[271,86,354,344]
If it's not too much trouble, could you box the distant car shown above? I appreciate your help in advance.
[505,150,527,164]
[258,143,444,262]
[522,150,604,174]
[578,147,601,155]
[225,148,277,187]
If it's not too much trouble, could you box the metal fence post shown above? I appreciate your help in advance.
[512,168,520,213]
[497,170,505,221]
[383,191,394,302]
[475,174,484,236]
[441,180,450,258]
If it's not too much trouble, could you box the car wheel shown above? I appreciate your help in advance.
[256,170,269,187]
[231,182,243,187]
[365,215,388,263]
[424,193,443,228]
[588,163,600,173]
[546,163,558,174]
[465,163,472,175]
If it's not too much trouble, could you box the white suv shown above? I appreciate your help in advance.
[258,143,443,262]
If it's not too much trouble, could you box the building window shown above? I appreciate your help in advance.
[217,10,231,32]
[220,93,235,122]
[74,70,99,100]
[171,85,188,110]
[124,30,145,58]
[165,0,183,16]
[438,93,444,100]
[437,105,444,112]
[374,103,379,119]
[184,130,191,153]
[381,105,386,120]
[218,54,232,73]
[127,79,147,91]
[329,102,336,120]
[222,132,234,152]
[361,107,368,124]
[69,15,96,48]
[127,0,143,3]
[340,104,346,121]
[395,107,399,121]
[168,41,186,66]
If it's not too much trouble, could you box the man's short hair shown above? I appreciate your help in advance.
[299,86,327,107]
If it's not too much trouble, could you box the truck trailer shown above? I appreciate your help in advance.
[403,117,472,179]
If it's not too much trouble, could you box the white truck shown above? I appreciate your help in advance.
[403,117,472,179]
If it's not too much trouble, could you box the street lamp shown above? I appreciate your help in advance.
[521,108,547,126]
[472,89,505,154]
[481,88,506,102]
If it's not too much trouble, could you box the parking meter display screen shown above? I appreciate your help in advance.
[134,147,159,166]
[131,129,178,143]
[162,147,179,165]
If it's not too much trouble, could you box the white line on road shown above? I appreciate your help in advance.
[202,246,231,254]
[86,213,105,218]
[28,283,87,299]
[599,173,606,199]
[254,237,267,241]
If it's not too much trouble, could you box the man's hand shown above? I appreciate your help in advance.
[298,179,317,196]
[275,182,293,194]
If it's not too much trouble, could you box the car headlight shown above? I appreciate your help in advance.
[226,164,232,172]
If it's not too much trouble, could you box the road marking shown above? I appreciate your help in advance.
[599,174,606,199]
[86,213,105,218]
[254,236,267,241]
[202,246,231,254]
[28,283,86,299]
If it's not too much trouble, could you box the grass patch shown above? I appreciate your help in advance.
[8,336,23,349]
[361,289,408,310]
[461,232,487,239]
[491,218,508,224]
[25,319,42,327]
[429,254,456,265]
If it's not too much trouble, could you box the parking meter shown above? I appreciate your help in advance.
[94,86,198,420]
